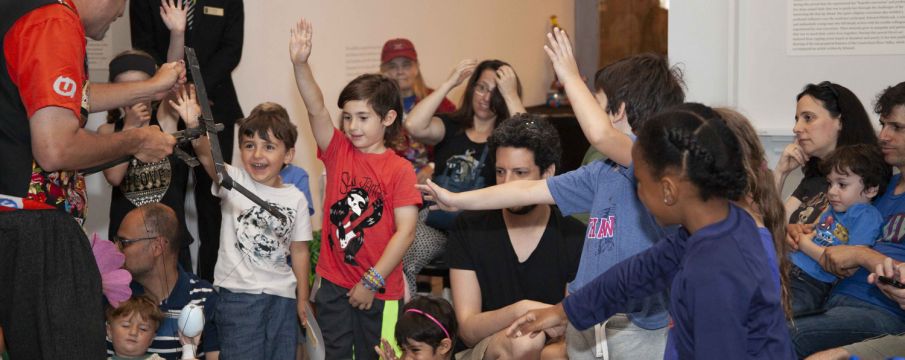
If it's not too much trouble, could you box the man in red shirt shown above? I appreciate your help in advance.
[0,0,185,358]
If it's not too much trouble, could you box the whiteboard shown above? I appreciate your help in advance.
[734,0,905,135]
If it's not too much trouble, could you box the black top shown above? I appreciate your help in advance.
[130,0,244,124]
[790,160,828,225]
[446,207,585,312]
[432,114,496,187]
[108,116,193,248]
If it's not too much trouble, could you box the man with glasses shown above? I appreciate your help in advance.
[112,203,220,360]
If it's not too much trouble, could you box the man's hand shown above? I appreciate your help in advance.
[150,61,187,100]
[820,245,863,278]
[867,257,905,309]
[132,125,176,163]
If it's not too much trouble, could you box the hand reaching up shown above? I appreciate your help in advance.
[544,27,581,85]
[168,84,201,128]
[160,0,187,34]
[290,18,314,65]
[495,65,520,99]
[443,59,478,88]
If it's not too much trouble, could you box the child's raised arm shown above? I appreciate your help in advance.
[290,18,334,152]
[545,28,632,167]
[159,0,187,62]
[405,59,477,145]
[169,84,217,181]
[416,178,555,212]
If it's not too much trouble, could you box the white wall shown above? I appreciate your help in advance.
[669,0,904,198]
[83,1,575,238]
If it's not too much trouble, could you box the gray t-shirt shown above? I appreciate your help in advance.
[547,159,671,329]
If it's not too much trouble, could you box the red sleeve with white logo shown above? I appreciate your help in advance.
[3,5,87,122]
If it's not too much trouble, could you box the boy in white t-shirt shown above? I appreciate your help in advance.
[172,89,312,359]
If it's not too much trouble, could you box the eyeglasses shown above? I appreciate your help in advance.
[473,83,495,97]
[111,235,157,249]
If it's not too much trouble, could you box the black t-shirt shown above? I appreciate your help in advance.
[446,207,585,312]
[790,160,828,225]
[432,114,495,187]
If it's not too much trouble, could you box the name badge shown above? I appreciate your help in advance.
[203,6,224,16]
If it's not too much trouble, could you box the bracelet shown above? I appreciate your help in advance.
[360,267,386,293]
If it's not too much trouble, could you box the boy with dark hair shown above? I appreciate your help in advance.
[291,19,421,359]
[420,29,685,359]
[448,114,585,359]
[174,90,313,359]
[789,144,890,316]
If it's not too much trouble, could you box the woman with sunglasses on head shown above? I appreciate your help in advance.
[775,82,877,226]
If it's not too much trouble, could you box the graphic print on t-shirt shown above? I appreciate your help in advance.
[235,203,297,267]
[445,148,483,183]
[813,214,849,247]
[328,173,385,265]
[586,206,616,255]
[121,158,172,206]
[792,192,827,225]
[881,213,905,244]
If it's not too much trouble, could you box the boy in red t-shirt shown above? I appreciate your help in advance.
[290,19,421,359]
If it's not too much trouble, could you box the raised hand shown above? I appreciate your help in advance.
[444,59,478,88]
[290,18,314,65]
[415,179,460,212]
[123,102,152,129]
[374,338,399,360]
[168,84,201,128]
[544,27,581,84]
[495,65,519,98]
[159,0,187,34]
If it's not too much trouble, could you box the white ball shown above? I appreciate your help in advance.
[177,304,205,338]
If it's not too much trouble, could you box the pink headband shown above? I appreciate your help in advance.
[405,309,450,340]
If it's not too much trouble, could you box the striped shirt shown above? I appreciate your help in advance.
[107,267,220,359]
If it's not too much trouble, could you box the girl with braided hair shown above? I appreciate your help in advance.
[506,107,794,359]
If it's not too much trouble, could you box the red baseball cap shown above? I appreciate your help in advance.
[381,38,418,63]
